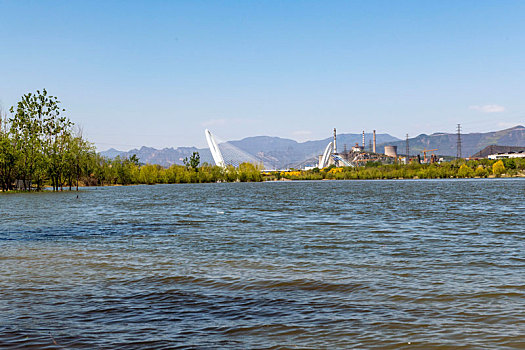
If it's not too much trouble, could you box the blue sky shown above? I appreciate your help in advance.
[1,0,524,150]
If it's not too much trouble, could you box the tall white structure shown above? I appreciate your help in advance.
[319,141,333,168]
[205,129,226,167]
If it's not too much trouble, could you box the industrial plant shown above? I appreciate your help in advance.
[203,124,523,171]
[315,128,434,169]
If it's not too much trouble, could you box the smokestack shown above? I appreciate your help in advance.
[333,128,337,153]
[373,130,376,153]
[362,131,365,149]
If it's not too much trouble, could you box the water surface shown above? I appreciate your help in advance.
[1,179,524,349]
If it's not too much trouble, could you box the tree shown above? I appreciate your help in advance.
[9,89,72,191]
[10,92,44,190]
[129,154,140,165]
[66,131,94,190]
[474,165,488,178]
[457,164,474,178]
[238,162,262,182]
[0,111,17,191]
[492,160,505,176]
[183,151,200,170]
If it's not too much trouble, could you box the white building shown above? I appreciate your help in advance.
[488,151,525,159]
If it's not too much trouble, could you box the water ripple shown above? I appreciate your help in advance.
[1,179,524,349]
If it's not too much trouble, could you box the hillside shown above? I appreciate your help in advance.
[101,132,399,169]
[100,126,525,167]
[380,125,525,158]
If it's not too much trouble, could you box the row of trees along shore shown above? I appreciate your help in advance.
[2,90,523,192]
[0,90,262,191]
[0,90,94,191]
[267,158,524,181]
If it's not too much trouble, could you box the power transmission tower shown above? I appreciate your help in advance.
[405,134,409,160]
[456,124,462,159]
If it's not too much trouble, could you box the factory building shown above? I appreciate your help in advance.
[384,145,397,157]
[488,151,525,159]
[314,128,401,168]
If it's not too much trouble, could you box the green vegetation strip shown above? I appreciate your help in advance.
[1,90,522,192]
[267,159,523,181]
[0,90,262,191]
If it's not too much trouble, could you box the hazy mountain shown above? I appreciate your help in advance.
[101,148,125,159]
[381,125,525,157]
[100,126,525,168]
[101,132,399,169]
[224,133,400,168]
[103,146,208,166]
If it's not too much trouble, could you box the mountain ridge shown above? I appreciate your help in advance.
[100,126,525,168]
[101,132,399,168]
[381,125,525,159]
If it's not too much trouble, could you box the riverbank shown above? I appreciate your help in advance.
[2,159,523,191]
[265,159,524,181]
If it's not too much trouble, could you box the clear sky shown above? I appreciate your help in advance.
[1,0,524,150]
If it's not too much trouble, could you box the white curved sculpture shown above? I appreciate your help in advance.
[332,154,353,167]
[319,141,333,168]
[205,129,225,167]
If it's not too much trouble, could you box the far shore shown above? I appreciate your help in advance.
[2,173,524,194]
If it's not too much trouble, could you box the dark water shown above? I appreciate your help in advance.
[1,179,524,349]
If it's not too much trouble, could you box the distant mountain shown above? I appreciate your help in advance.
[102,146,206,166]
[101,132,399,168]
[381,125,525,157]
[101,148,125,159]
[227,133,399,168]
[100,126,525,167]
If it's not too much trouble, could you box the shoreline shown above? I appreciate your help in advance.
[2,174,523,193]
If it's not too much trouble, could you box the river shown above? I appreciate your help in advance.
[1,179,524,349]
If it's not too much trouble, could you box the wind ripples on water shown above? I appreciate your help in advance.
[0,179,524,349]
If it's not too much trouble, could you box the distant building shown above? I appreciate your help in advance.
[384,145,398,157]
[488,151,525,159]
[471,145,525,158]
[351,143,363,152]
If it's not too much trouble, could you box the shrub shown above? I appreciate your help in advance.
[457,164,474,178]
[474,165,488,178]
[492,160,505,176]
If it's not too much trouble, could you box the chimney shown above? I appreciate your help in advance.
[333,128,337,153]
[362,131,365,149]
[373,130,376,153]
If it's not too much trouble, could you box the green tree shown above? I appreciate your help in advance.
[183,152,200,170]
[238,162,262,182]
[474,165,488,178]
[70,134,94,190]
[457,164,474,178]
[10,92,44,190]
[9,89,72,191]
[139,164,160,184]
[492,160,505,176]
[0,112,17,191]
[129,154,140,165]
